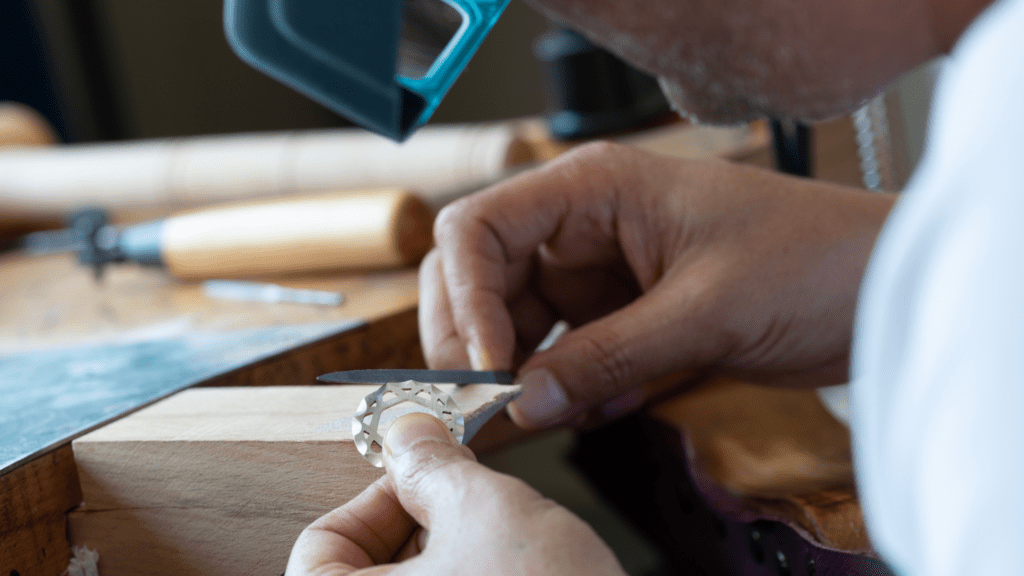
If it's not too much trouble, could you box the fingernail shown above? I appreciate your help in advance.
[384,413,455,458]
[467,342,493,371]
[508,369,570,427]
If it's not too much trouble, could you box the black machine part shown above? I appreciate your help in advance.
[19,207,165,279]
[534,28,673,141]
[72,209,164,279]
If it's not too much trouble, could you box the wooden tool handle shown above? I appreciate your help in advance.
[0,102,58,149]
[160,189,433,278]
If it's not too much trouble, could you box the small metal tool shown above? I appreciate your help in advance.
[318,369,514,385]
[18,207,122,280]
[322,320,570,467]
[203,280,345,306]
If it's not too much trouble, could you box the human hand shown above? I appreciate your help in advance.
[420,142,895,428]
[285,412,626,576]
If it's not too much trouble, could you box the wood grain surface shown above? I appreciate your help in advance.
[0,446,82,576]
[69,385,521,576]
[0,251,420,354]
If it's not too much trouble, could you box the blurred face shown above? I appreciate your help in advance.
[524,0,942,123]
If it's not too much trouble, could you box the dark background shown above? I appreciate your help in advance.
[4,0,550,142]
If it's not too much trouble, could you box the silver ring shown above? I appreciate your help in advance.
[352,380,465,467]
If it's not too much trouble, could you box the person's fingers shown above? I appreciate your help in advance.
[381,414,628,576]
[391,528,428,562]
[506,287,559,355]
[380,412,479,526]
[507,267,727,429]
[597,387,647,421]
[418,249,471,369]
[284,476,417,576]
[434,142,640,371]
[533,255,641,327]
[381,412,544,535]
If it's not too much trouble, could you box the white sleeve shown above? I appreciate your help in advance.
[850,0,1024,574]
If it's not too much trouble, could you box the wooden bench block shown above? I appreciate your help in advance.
[68,384,512,575]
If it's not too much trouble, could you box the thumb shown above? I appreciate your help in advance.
[381,412,482,530]
[508,279,722,429]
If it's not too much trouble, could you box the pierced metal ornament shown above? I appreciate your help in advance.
[352,380,465,467]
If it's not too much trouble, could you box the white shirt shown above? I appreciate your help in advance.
[851,0,1024,574]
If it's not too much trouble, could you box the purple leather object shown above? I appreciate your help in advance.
[570,415,896,576]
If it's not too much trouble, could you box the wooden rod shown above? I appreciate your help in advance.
[0,123,531,217]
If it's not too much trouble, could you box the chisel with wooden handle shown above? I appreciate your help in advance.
[25,188,434,279]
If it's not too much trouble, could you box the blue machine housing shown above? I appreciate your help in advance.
[224,0,511,142]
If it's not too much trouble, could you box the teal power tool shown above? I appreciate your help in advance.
[224,0,511,142]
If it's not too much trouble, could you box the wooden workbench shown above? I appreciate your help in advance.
[0,252,422,576]
[1,115,885,576]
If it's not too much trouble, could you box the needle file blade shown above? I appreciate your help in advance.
[317,369,515,385]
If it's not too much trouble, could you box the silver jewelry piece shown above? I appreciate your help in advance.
[352,380,465,467]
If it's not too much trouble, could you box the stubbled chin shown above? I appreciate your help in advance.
[659,74,882,126]
[657,77,765,126]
